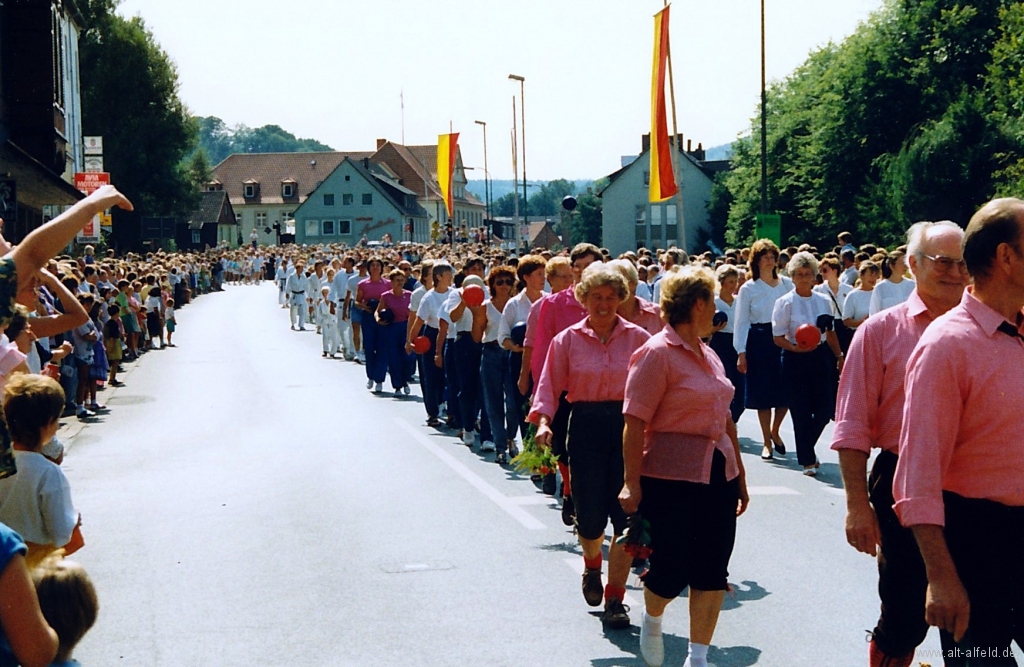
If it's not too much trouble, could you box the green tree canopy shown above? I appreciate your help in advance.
[195,116,334,166]
[720,0,1024,250]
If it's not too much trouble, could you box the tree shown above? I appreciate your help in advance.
[79,0,199,221]
[193,116,334,165]
[527,179,576,217]
[492,192,521,218]
[570,193,602,247]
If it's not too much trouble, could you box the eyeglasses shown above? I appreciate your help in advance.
[494,279,514,286]
[923,254,967,273]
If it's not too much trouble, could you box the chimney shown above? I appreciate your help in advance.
[376,138,387,150]
[642,133,651,153]
[363,157,371,169]
[695,143,705,161]
[687,139,692,153]
[675,133,683,148]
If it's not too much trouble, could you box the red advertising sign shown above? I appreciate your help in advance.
[74,172,110,194]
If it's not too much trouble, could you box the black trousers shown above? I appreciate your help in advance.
[869,451,929,657]
[940,492,1024,665]
[566,402,626,540]
[781,347,834,466]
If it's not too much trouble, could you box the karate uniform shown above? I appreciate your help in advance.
[318,300,340,354]
[285,270,307,329]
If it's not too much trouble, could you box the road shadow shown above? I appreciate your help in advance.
[592,623,762,667]
[537,541,582,557]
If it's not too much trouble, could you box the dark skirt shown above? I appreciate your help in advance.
[710,331,745,423]
[744,324,787,409]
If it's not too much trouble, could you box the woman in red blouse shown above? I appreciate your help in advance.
[619,266,750,667]
[530,262,651,631]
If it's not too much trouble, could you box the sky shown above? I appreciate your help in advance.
[116,0,883,181]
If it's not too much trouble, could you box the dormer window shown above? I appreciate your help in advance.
[281,178,297,199]
[243,179,259,199]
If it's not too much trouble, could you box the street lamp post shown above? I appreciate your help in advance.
[474,120,490,223]
[509,74,525,253]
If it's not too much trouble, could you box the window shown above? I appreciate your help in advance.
[235,214,241,224]
[339,220,352,235]
[362,193,373,205]
[650,206,663,226]
[344,175,351,182]
[323,194,335,206]
[635,206,647,244]
[342,194,353,206]
[280,210,293,223]
[244,184,255,198]
[643,171,650,186]
[305,220,320,237]
[282,183,294,198]
[191,230,201,244]
[256,212,267,228]
[322,220,335,235]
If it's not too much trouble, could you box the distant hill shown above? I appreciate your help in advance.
[705,142,734,161]
[467,179,597,201]
[195,116,334,166]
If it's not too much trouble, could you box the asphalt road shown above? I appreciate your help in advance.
[64,282,959,666]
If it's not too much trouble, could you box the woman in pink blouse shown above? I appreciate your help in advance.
[530,262,651,631]
[619,266,750,667]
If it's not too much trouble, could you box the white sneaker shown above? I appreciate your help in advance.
[461,429,475,446]
[640,613,664,667]
[403,385,411,395]
[480,440,496,452]
[374,382,383,393]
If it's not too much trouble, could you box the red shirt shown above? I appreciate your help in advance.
[623,326,740,484]
[894,288,1024,527]
[528,316,650,423]
[623,297,663,335]
[831,291,936,456]
[526,287,587,383]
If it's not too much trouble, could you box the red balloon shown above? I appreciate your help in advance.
[412,335,431,355]
[795,323,820,350]
[463,284,485,308]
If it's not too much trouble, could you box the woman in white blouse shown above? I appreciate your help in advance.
[869,249,915,315]
[771,252,844,475]
[733,239,793,460]
[814,256,854,354]
[842,261,881,330]
[709,264,744,423]
[473,266,517,464]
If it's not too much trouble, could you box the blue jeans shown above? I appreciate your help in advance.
[420,325,444,419]
[481,344,513,452]
[382,321,408,390]
[360,311,387,383]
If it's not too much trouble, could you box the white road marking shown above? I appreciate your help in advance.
[746,486,801,495]
[399,420,546,530]
[508,495,561,506]
[563,557,642,609]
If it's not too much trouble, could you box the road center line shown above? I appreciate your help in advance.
[398,420,546,530]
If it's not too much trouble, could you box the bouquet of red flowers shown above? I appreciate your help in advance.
[622,513,653,560]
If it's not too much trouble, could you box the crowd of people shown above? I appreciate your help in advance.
[1,187,1022,666]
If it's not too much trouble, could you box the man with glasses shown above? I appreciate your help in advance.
[894,198,1024,665]
[832,220,967,667]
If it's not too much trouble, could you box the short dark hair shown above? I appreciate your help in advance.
[964,199,1024,280]
[3,375,65,449]
[570,243,602,266]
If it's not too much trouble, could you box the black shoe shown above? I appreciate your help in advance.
[542,473,557,496]
[582,568,604,607]
[426,417,441,427]
[561,495,576,527]
[773,436,787,456]
[602,598,631,629]
[495,451,508,465]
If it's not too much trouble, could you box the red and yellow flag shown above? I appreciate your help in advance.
[650,6,677,202]
[438,133,459,218]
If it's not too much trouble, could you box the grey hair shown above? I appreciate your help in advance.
[906,220,963,259]
[608,258,639,286]
[574,261,629,304]
[786,251,819,276]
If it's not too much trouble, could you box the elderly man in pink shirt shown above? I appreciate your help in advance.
[894,198,1024,664]
[832,220,967,667]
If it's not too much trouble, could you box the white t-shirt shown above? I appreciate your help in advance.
[482,300,502,343]
[0,450,77,546]
[771,291,833,346]
[843,289,873,326]
[416,289,449,329]
[442,289,473,339]
[813,282,854,318]
[499,290,540,346]
[714,296,736,334]
[869,278,915,315]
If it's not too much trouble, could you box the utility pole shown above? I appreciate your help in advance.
[760,0,768,215]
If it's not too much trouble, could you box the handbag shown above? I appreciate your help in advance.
[824,287,854,353]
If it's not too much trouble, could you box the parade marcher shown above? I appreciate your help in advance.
[408,261,434,391]
[376,269,412,396]
[318,286,339,358]
[346,260,368,363]
[356,258,389,393]
[473,265,516,463]
[285,261,307,331]
[444,258,490,448]
[771,252,844,475]
[733,239,792,460]
[330,257,356,359]
[499,254,547,454]
[619,265,749,667]
[709,264,745,423]
[814,256,854,353]
[841,261,881,332]
[275,258,287,307]
[869,249,915,315]
[531,262,651,631]
[609,259,662,335]
[894,198,1024,665]
[407,262,453,427]
[832,220,967,667]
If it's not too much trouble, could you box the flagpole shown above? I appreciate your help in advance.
[664,0,686,255]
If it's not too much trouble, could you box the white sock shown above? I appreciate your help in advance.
[643,611,662,635]
[687,642,709,667]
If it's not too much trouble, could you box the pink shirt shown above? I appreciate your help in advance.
[528,316,650,423]
[526,287,587,383]
[831,291,935,456]
[624,326,740,484]
[624,297,663,335]
[380,290,412,323]
[893,288,1024,528]
[358,277,390,303]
